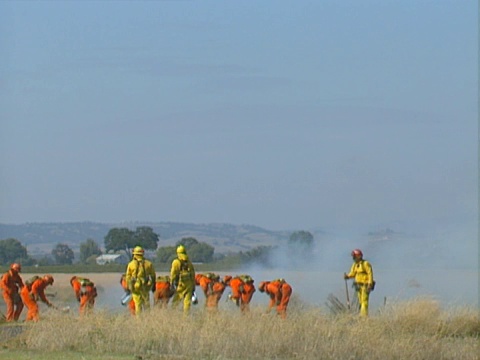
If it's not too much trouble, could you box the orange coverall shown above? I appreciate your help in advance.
[70,276,97,315]
[259,280,292,319]
[196,273,226,309]
[225,275,256,312]
[120,274,135,315]
[0,269,24,321]
[20,278,53,322]
[154,276,173,308]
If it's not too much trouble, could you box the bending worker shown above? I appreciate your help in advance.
[170,245,195,314]
[224,274,256,313]
[70,276,98,315]
[120,274,136,315]
[125,246,156,315]
[0,263,24,322]
[258,278,292,319]
[196,273,227,310]
[154,275,174,308]
[344,249,375,317]
[20,274,55,322]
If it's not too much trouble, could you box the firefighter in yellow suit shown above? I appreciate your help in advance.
[344,249,374,317]
[125,246,156,315]
[170,245,196,314]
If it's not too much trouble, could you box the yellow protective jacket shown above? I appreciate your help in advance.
[347,259,374,286]
[170,253,195,291]
[125,256,156,293]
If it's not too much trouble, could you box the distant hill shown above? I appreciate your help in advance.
[0,221,291,255]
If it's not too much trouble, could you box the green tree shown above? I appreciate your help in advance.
[175,237,215,263]
[51,243,75,265]
[175,237,199,249]
[156,246,176,263]
[0,238,29,265]
[104,228,134,253]
[287,230,314,265]
[132,226,159,250]
[79,238,102,263]
[104,226,160,253]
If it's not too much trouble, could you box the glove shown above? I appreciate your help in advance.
[343,273,349,280]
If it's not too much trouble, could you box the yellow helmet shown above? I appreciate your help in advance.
[132,246,144,255]
[176,245,186,254]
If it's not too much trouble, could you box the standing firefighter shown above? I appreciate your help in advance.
[344,249,375,317]
[170,245,196,314]
[20,274,55,322]
[0,263,24,322]
[125,246,156,315]
[70,276,98,315]
[258,278,293,319]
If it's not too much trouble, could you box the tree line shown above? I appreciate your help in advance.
[0,226,314,268]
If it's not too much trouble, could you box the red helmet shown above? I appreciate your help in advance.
[10,263,21,272]
[351,249,363,258]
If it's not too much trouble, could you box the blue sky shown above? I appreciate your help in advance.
[0,1,477,232]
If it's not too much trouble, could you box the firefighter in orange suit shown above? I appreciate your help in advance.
[120,274,136,315]
[258,278,293,319]
[0,263,24,321]
[196,273,227,310]
[70,276,98,315]
[20,274,55,322]
[344,249,374,317]
[224,274,256,313]
[154,275,174,308]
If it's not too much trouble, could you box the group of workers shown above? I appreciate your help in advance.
[0,246,374,322]
[121,245,292,317]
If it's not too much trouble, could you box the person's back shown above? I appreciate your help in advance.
[125,246,156,315]
[170,245,195,314]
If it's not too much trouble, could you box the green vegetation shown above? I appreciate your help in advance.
[0,298,478,360]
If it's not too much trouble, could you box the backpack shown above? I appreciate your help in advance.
[239,274,253,284]
[358,260,376,291]
[25,275,40,290]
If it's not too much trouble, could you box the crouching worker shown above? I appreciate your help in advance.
[120,274,136,315]
[196,273,227,310]
[258,278,292,319]
[170,245,196,315]
[224,274,256,313]
[125,246,156,315]
[154,275,174,308]
[0,263,24,322]
[70,276,97,315]
[20,274,55,322]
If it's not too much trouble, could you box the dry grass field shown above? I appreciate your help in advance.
[0,272,478,359]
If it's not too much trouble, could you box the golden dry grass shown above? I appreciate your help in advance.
[1,273,478,359]
[1,296,477,360]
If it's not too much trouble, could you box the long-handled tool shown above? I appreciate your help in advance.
[344,278,351,311]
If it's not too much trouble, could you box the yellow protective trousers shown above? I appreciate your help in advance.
[132,287,151,315]
[356,284,370,316]
[171,282,194,315]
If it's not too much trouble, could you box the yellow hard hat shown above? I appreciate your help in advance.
[132,246,144,255]
[176,245,186,254]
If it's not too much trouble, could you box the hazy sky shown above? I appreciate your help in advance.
[0,1,477,232]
